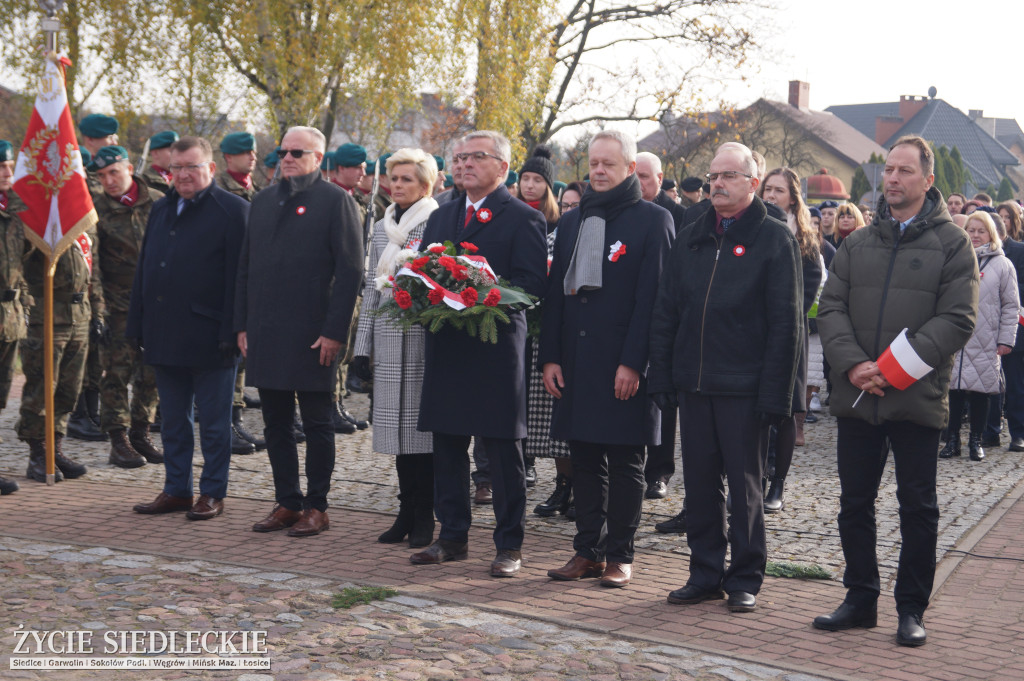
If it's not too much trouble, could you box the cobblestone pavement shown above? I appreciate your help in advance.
[0,537,830,681]
[2,382,1023,590]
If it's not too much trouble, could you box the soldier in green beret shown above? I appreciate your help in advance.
[79,113,119,198]
[80,147,91,168]
[330,143,368,220]
[0,141,29,494]
[87,145,165,468]
[217,132,261,203]
[260,147,279,186]
[504,169,518,194]
[553,180,567,198]
[142,130,178,194]
[211,132,264,453]
[432,155,446,195]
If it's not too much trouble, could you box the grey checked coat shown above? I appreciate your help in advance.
[354,216,433,455]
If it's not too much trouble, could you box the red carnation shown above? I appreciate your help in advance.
[429,245,446,254]
[394,289,413,310]
[460,242,479,253]
[412,256,430,270]
[483,288,501,307]
[428,288,445,305]
[451,266,469,281]
[438,255,456,269]
[461,287,479,307]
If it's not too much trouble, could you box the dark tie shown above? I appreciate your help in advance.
[465,205,476,227]
[177,198,192,215]
[721,217,735,231]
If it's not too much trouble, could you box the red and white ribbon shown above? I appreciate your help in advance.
[395,265,466,310]
[876,328,933,390]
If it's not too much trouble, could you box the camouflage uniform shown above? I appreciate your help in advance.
[16,230,98,440]
[91,176,163,432]
[336,188,378,401]
[141,167,172,195]
[216,169,260,408]
[0,193,30,410]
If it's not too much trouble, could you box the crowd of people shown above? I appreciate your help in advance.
[1,114,1015,648]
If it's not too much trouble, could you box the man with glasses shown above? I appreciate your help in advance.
[128,136,248,521]
[411,130,548,577]
[237,126,363,538]
[649,142,802,613]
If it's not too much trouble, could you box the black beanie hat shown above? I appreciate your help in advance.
[520,145,555,189]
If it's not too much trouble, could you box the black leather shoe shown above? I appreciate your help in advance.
[812,602,878,631]
[968,434,985,462]
[331,402,356,434]
[939,438,961,458]
[655,508,686,533]
[232,406,265,450]
[0,475,19,494]
[1012,437,1024,452]
[534,475,572,517]
[338,401,368,430]
[666,584,724,605]
[727,591,756,612]
[896,613,926,647]
[230,423,256,455]
[410,540,468,564]
[490,549,522,577]
[645,480,668,499]
[763,478,785,513]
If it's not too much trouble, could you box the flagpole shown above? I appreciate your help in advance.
[43,257,56,484]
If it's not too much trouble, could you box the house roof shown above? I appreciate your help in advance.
[755,99,886,167]
[828,98,1021,189]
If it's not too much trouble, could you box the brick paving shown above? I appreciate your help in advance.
[1,378,1024,679]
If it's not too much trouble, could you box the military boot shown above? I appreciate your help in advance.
[26,439,63,483]
[54,435,87,478]
[0,475,20,494]
[108,429,146,468]
[338,396,368,430]
[232,406,265,450]
[331,402,356,434]
[129,421,164,463]
[67,394,106,441]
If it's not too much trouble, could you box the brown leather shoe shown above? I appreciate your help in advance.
[548,555,606,581]
[133,492,193,514]
[186,494,224,520]
[490,550,522,577]
[109,429,146,469]
[473,483,492,505]
[287,508,330,537]
[600,561,632,588]
[252,505,303,532]
[129,423,164,463]
[410,540,469,564]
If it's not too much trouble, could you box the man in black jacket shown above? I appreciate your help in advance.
[648,142,802,613]
[128,136,249,521]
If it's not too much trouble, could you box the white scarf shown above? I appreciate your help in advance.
[376,195,439,279]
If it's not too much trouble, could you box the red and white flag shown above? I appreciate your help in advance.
[13,53,96,258]
[876,328,934,390]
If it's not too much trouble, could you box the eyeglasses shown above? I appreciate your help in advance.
[706,171,753,183]
[454,151,503,163]
[168,162,210,173]
[559,201,580,210]
[276,148,318,159]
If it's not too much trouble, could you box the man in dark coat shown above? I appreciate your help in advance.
[236,126,364,538]
[541,133,673,588]
[634,151,684,502]
[648,142,802,613]
[410,130,547,577]
[127,136,248,521]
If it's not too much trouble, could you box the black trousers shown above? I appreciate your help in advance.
[836,417,940,616]
[569,440,646,563]
[681,393,768,594]
[433,432,526,550]
[644,407,677,484]
[947,390,989,438]
[259,389,335,512]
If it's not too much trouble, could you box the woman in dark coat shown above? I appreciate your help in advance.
[758,167,822,512]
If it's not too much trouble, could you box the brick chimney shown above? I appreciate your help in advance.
[898,95,928,123]
[789,80,809,109]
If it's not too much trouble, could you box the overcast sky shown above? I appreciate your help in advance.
[731,0,1023,120]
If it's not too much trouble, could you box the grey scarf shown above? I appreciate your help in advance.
[563,174,642,295]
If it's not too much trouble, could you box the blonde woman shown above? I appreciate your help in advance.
[353,148,439,546]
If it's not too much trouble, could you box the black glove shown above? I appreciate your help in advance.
[650,392,679,412]
[756,411,786,429]
[90,318,111,345]
[218,341,240,361]
[352,355,373,381]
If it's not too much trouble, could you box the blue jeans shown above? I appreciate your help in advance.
[153,363,237,499]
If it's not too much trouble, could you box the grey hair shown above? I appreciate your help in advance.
[714,142,757,177]
[463,130,511,181]
[635,151,662,175]
[386,147,439,191]
[591,130,637,163]
[285,126,326,154]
